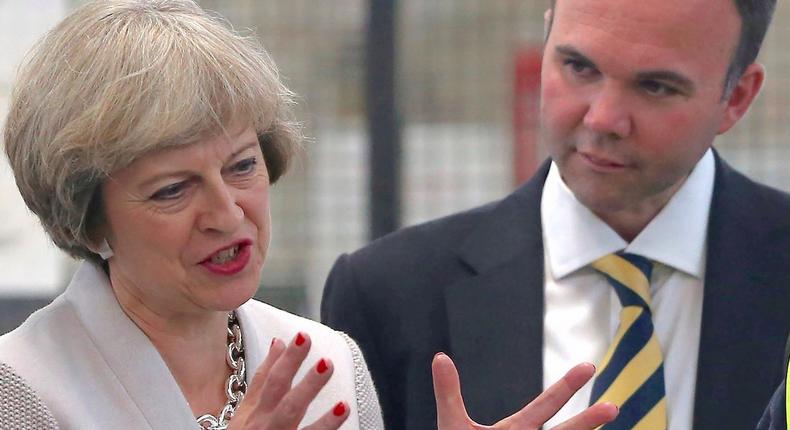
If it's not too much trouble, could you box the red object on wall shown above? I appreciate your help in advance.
[513,47,542,185]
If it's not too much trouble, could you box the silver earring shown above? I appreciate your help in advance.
[97,239,114,260]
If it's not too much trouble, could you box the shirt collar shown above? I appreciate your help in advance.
[542,149,715,279]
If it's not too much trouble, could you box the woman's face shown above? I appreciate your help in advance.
[100,123,271,317]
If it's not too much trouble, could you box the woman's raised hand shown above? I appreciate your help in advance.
[433,353,619,430]
[229,332,349,430]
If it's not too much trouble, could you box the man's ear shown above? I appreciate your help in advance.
[544,9,554,42]
[718,63,765,134]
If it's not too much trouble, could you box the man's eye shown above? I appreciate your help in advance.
[563,59,599,80]
[232,157,258,175]
[151,182,186,201]
[641,80,679,97]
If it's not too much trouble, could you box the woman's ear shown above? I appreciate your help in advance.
[96,239,114,260]
[87,238,114,260]
[85,187,113,260]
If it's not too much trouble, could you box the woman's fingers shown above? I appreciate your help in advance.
[228,337,289,429]
[301,401,350,430]
[255,332,313,412]
[228,332,349,430]
[432,352,471,429]
[551,402,618,430]
[267,357,336,427]
[243,337,287,404]
[508,363,597,427]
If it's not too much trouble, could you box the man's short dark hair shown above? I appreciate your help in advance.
[726,0,777,95]
[546,0,777,97]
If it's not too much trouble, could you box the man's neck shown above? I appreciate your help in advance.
[591,178,687,243]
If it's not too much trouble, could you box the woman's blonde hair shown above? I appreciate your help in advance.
[4,0,300,262]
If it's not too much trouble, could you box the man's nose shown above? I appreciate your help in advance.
[583,85,632,139]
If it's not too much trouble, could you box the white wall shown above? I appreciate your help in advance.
[0,0,70,297]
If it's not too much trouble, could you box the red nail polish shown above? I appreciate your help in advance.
[332,402,346,417]
[317,358,329,374]
[295,332,306,346]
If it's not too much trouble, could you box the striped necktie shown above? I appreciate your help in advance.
[589,253,667,429]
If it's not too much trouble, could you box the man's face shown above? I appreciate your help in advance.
[541,0,742,215]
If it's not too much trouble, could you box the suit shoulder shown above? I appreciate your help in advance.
[718,157,790,212]
[734,173,790,234]
[350,199,501,264]
[0,295,73,359]
[241,299,346,341]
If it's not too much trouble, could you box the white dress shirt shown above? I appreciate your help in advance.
[541,150,715,429]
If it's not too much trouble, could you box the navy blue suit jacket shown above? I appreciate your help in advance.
[321,154,790,429]
[757,335,790,430]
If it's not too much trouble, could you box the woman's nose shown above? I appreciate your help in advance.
[197,183,244,234]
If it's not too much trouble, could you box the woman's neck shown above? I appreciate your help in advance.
[108,273,232,417]
[147,314,230,416]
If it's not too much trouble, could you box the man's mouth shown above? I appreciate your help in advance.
[579,151,627,169]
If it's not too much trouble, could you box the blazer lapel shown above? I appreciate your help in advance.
[66,263,197,429]
[694,154,790,428]
[444,162,550,425]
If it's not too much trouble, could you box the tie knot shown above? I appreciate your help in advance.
[592,252,654,309]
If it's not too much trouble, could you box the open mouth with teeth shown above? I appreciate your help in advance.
[200,240,252,275]
[212,245,240,265]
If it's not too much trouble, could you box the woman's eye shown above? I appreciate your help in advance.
[231,157,258,175]
[150,182,187,201]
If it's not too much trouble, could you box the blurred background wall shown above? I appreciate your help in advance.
[1,0,788,333]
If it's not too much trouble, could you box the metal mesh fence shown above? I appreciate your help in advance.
[200,0,546,317]
[0,1,788,330]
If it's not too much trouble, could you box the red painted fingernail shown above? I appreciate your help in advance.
[295,332,306,346]
[332,402,346,417]
[317,358,329,374]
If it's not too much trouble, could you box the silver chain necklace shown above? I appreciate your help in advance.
[196,312,247,430]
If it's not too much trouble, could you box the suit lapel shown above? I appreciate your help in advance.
[443,154,788,427]
[443,162,550,425]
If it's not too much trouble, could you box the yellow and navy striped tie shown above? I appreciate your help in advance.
[590,253,667,430]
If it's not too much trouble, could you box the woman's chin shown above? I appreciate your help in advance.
[211,279,260,311]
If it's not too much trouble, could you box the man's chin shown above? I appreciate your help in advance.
[571,186,633,214]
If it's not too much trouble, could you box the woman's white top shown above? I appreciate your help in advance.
[0,261,383,430]
[0,362,60,429]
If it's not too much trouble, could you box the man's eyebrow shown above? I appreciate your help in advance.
[555,45,597,67]
[635,70,696,94]
[555,44,696,94]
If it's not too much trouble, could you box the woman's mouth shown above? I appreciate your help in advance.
[200,240,252,275]
[211,245,241,264]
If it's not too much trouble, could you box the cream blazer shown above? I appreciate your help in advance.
[0,262,382,430]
